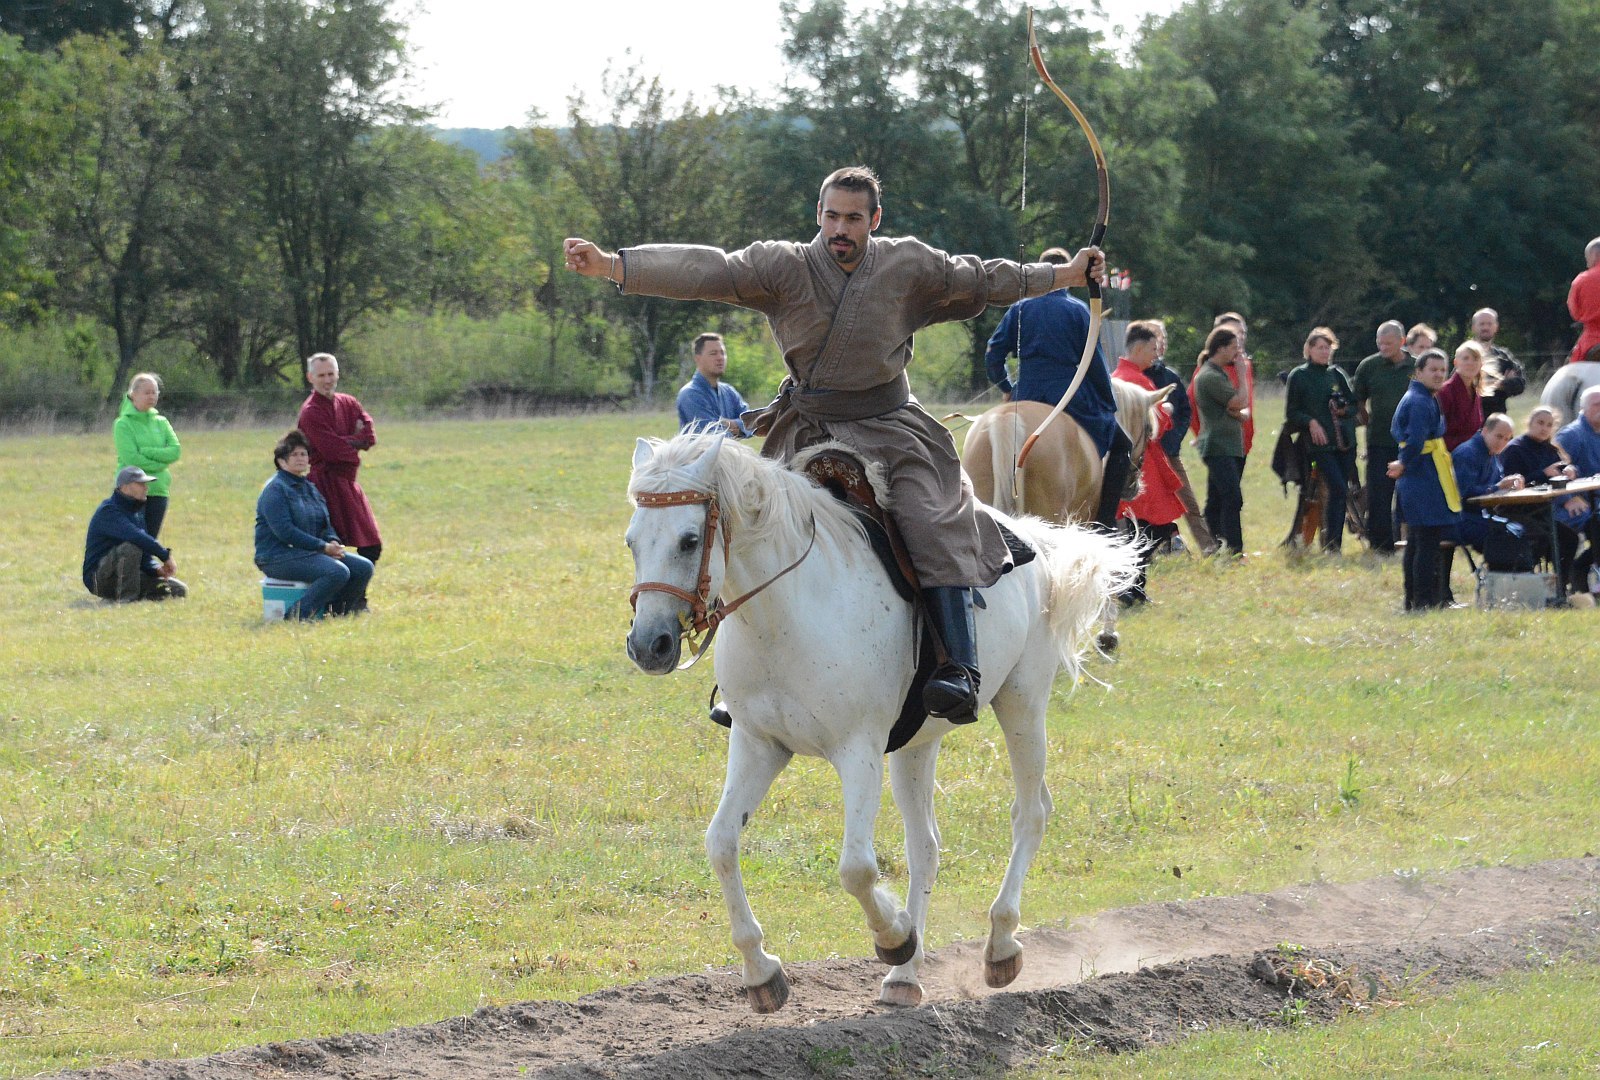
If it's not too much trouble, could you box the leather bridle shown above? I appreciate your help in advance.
[629,488,816,670]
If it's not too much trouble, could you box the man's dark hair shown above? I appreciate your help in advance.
[273,429,310,469]
[693,333,724,355]
[1199,326,1239,365]
[1417,348,1449,374]
[1039,246,1071,266]
[1125,322,1159,347]
[819,166,882,215]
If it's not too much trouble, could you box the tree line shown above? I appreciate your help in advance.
[2,0,1597,419]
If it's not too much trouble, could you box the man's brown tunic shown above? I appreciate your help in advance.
[622,234,1057,587]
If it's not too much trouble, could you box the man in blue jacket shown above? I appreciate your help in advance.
[676,333,751,436]
[82,466,187,601]
[984,246,1130,530]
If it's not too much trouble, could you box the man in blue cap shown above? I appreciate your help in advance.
[82,465,187,601]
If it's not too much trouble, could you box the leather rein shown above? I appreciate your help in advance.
[629,488,816,670]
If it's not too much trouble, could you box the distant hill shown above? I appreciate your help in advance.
[430,127,515,164]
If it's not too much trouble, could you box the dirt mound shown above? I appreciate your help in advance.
[58,857,1600,1080]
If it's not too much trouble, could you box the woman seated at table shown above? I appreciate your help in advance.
[1503,405,1593,599]
[255,429,374,619]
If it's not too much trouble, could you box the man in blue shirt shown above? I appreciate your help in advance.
[82,466,187,601]
[676,333,751,436]
[1556,387,1600,592]
[983,247,1130,529]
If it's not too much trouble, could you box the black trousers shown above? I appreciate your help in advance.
[142,495,168,540]
[1403,524,1447,610]
[1311,447,1356,551]
[1203,454,1245,556]
[1364,447,1401,552]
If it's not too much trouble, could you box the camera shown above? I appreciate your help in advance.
[1328,388,1351,419]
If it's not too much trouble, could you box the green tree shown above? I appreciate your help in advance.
[193,0,425,362]
[0,34,63,324]
[0,0,185,51]
[36,35,201,399]
[557,65,736,397]
[1140,0,1377,359]
[1305,0,1600,358]
[508,121,603,378]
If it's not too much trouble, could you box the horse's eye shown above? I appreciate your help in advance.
[679,533,700,553]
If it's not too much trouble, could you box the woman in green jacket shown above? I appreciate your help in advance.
[113,372,181,539]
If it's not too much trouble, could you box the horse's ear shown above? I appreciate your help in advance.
[633,438,655,471]
[1151,383,1175,404]
[685,432,725,485]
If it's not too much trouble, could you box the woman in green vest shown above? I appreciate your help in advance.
[113,372,182,539]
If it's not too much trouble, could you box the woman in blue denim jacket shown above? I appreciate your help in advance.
[255,430,373,618]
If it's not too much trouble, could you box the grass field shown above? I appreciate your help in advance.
[2,399,1597,1076]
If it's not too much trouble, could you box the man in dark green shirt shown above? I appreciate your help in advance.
[1352,320,1415,553]
[1285,327,1357,552]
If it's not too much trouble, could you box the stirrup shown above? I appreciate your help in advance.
[709,700,732,729]
[924,664,980,724]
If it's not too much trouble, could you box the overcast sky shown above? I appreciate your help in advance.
[399,0,1184,129]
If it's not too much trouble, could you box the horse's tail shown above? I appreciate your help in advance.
[986,407,1024,516]
[1015,516,1141,678]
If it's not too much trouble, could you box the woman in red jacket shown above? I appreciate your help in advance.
[1437,341,1486,452]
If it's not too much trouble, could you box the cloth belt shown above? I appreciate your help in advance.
[1402,437,1462,512]
[746,374,912,433]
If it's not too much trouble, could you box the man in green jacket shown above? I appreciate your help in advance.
[1351,322,1415,553]
[113,372,182,539]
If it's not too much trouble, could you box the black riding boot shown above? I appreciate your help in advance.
[1093,427,1134,531]
[922,586,981,723]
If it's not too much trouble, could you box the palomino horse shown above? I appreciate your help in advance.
[962,380,1173,524]
[962,380,1172,647]
[626,433,1138,1013]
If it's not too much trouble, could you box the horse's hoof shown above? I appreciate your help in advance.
[874,927,918,967]
[746,968,790,1013]
[1097,631,1120,653]
[984,949,1023,988]
[880,980,923,1007]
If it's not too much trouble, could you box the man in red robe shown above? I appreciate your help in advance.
[1114,323,1184,602]
[298,353,383,565]
[1568,238,1600,364]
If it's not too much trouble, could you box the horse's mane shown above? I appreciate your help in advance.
[1110,379,1159,441]
[630,433,866,555]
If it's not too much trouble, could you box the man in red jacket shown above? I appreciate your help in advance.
[298,353,384,567]
[1568,238,1600,364]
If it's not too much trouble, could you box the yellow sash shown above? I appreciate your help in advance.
[1401,437,1461,512]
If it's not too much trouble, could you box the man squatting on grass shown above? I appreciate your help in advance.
[82,466,188,602]
[565,165,1105,725]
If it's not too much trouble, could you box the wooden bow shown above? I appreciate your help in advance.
[1015,7,1111,469]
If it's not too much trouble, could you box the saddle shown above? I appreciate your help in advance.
[797,446,1034,752]
[710,445,1037,750]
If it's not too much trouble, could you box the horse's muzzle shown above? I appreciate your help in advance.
[626,616,682,675]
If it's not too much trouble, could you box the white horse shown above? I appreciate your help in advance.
[1541,361,1600,424]
[625,432,1139,1013]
